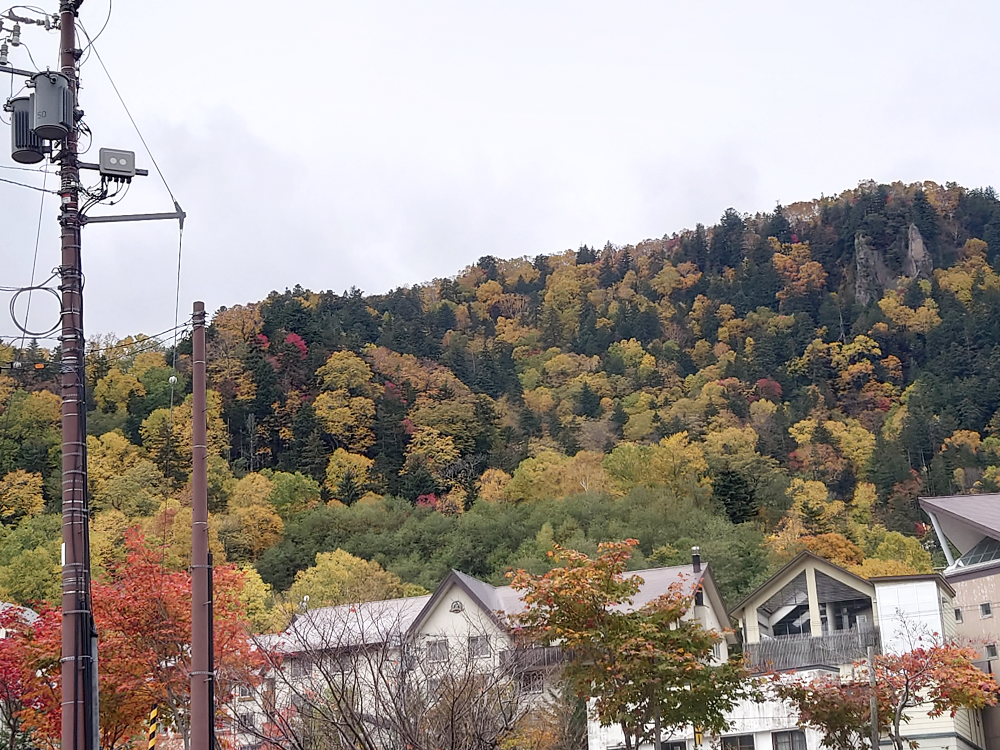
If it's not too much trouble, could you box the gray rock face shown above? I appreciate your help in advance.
[903,222,933,280]
[854,223,934,306]
[854,233,894,306]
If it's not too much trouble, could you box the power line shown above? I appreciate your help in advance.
[0,163,49,464]
[86,40,177,204]
[0,173,58,193]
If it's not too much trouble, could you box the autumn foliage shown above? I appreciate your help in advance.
[773,637,1000,750]
[11,531,262,750]
[510,540,750,750]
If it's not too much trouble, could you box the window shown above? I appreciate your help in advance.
[427,639,449,662]
[290,658,309,678]
[987,644,998,660]
[469,635,490,659]
[662,742,686,750]
[955,608,964,624]
[722,736,755,750]
[982,602,993,619]
[426,677,443,696]
[773,731,806,750]
[955,537,1000,568]
[520,671,544,694]
[450,600,464,613]
[712,642,723,661]
[235,711,256,731]
[237,683,253,699]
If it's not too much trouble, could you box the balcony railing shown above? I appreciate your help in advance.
[746,626,880,673]
[500,646,565,670]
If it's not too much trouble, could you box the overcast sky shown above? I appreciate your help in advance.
[1,0,998,340]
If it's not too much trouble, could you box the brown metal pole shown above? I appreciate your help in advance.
[191,301,211,750]
[58,2,97,750]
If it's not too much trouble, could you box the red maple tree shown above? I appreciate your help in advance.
[773,637,1000,750]
[14,530,264,750]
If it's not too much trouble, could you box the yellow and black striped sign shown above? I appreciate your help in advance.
[148,706,158,750]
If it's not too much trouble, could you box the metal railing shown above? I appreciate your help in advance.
[746,627,881,673]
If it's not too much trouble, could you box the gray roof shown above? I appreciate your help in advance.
[919,493,1000,554]
[272,563,710,654]
[0,602,37,625]
[267,595,431,654]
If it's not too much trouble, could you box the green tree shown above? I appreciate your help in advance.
[287,549,420,609]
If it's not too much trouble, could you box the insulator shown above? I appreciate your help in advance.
[0,42,8,66]
[10,24,20,47]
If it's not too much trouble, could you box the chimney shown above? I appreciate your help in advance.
[692,547,704,606]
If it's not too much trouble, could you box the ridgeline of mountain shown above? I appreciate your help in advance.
[4,179,1000,610]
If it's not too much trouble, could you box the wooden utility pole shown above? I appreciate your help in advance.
[57,2,98,750]
[191,301,213,750]
[868,645,880,750]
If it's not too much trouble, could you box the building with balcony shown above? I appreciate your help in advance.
[921,492,1000,749]
[232,556,725,750]
[721,550,984,750]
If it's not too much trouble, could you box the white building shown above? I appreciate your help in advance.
[233,556,722,750]
[721,551,985,750]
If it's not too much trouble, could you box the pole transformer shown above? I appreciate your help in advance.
[191,301,213,750]
[57,2,98,750]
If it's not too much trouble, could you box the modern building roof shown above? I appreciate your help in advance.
[919,493,1000,555]
[868,573,956,597]
[729,550,873,616]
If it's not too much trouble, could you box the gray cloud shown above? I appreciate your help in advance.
[1,0,999,338]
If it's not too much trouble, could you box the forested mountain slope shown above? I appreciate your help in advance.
[2,179,999,617]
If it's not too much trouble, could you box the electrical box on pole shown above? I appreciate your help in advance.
[98,147,136,179]
[30,70,71,140]
[6,95,43,163]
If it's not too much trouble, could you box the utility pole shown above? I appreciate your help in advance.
[868,645,880,750]
[57,2,98,750]
[191,301,213,750]
[0,5,185,750]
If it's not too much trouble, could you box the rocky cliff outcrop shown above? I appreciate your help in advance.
[903,223,933,279]
[854,223,933,305]
[854,233,894,306]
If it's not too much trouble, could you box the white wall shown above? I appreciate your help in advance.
[874,580,949,654]
[587,689,823,750]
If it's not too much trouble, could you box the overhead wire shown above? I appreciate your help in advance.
[80,27,190,555]
[76,0,110,64]
[85,39,178,204]
[0,173,58,193]
[0,160,48,464]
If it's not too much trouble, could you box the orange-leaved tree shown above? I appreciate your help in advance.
[773,635,1000,750]
[508,540,750,750]
[15,530,264,750]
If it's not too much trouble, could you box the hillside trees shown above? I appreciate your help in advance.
[3,179,1000,610]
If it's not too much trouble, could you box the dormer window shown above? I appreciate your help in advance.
[450,600,464,613]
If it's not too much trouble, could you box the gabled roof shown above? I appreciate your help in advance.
[271,562,732,653]
[405,563,729,640]
[728,550,873,616]
[919,493,1000,554]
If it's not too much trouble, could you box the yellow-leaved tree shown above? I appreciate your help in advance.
[286,549,425,610]
[0,469,44,525]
